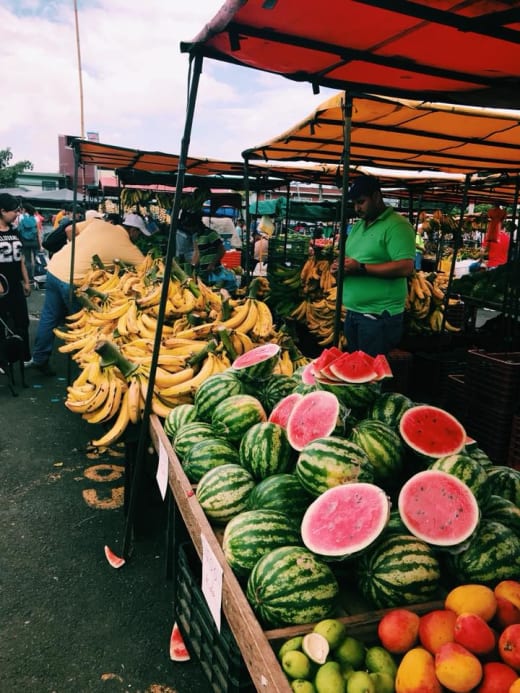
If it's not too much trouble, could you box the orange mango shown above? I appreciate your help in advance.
[377,608,420,654]
[435,641,483,692]
[475,661,518,693]
[494,595,520,629]
[445,584,497,622]
[500,624,520,672]
[509,678,520,692]
[418,609,457,654]
[495,580,520,610]
[395,646,441,693]
[453,612,496,655]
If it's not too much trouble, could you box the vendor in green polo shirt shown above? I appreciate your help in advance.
[332,175,415,356]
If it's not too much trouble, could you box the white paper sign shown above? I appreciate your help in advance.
[201,533,223,632]
[156,439,168,500]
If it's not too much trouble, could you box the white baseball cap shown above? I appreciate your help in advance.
[85,209,104,220]
[122,213,150,236]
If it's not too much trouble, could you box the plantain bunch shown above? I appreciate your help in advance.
[406,270,461,335]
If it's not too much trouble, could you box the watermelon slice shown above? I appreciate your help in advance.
[169,622,190,662]
[104,545,125,569]
[399,404,466,458]
[268,392,304,429]
[328,351,378,383]
[231,343,281,382]
[301,362,317,385]
[398,469,480,550]
[312,347,343,373]
[301,483,391,559]
[287,391,341,451]
[373,354,393,380]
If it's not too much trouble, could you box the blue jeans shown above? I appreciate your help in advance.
[32,272,80,365]
[415,252,423,270]
[344,310,404,357]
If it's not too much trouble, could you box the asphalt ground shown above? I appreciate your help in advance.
[0,287,210,693]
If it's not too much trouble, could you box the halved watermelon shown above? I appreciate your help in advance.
[286,391,342,451]
[301,362,317,385]
[301,483,391,559]
[268,392,304,429]
[398,469,480,550]
[399,404,466,458]
[231,343,281,382]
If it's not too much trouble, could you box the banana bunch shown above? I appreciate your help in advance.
[406,271,461,334]
[290,287,343,347]
[300,256,336,295]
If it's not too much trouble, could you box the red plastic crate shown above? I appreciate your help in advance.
[222,250,243,269]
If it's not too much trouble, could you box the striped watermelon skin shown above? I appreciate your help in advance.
[246,473,313,521]
[239,422,294,480]
[485,466,520,506]
[482,495,520,537]
[182,437,240,483]
[246,546,339,627]
[368,391,414,429]
[193,372,244,423]
[173,421,215,460]
[316,380,381,412]
[349,419,404,487]
[356,533,441,609]
[231,343,281,383]
[428,453,490,506]
[211,394,267,443]
[445,520,520,587]
[258,373,296,413]
[163,403,197,439]
[295,436,374,497]
[195,464,255,525]
[222,510,302,576]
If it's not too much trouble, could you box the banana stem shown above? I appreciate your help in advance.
[215,327,237,362]
[221,297,233,321]
[248,277,263,298]
[187,339,217,367]
[171,258,201,298]
[82,286,109,302]
[91,254,105,269]
[75,293,101,312]
[95,340,139,378]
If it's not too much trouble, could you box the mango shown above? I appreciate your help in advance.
[377,608,420,654]
[313,618,347,649]
[495,595,520,629]
[475,661,518,693]
[453,612,496,655]
[369,671,395,693]
[292,680,317,693]
[334,635,366,669]
[346,670,375,693]
[418,609,457,654]
[509,678,520,692]
[395,646,441,693]
[314,661,345,693]
[435,642,483,692]
[283,650,313,680]
[445,584,497,622]
[499,624,520,672]
[365,646,397,678]
[495,580,520,610]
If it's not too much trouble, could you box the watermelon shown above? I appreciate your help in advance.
[312,347,343,373]
[300,361,317,385]
[369,391,414,429]
[373,354,393,380]
[173,421,215,460]
[445,519,520,587]
[246,473,313,521]
[398,469,480,550]
[286,390,345,451]
[428,453,490,506]
[239,422,294,480]
[482,495,520,537]
[246,546,339,627]
[268,392,303,428]
[182,437,240,483]
[466,446,493,470]
[485,465,520,506]
[295,436,374,497]
[195,464,255,525]
[231,343,281,383]
[349,419,404,487]
[222,509,301,576]
[399,404,466,458]
[258,373,296,413]
[300,483,391,559]
[211,394,267,442]
[316,379,381,412]
[327,351,379,383]
[356,533,441,608]
[193,371,243,422]
[384,508,409,536]
[163,403,197,439]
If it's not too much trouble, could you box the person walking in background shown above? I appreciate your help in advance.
[0,193,32,363]
[17,203,41,283]
[470,225,511,272]
[332,175,415,357]
[486,200,506,243]
[415,223,426,270]
[27,214,147,375]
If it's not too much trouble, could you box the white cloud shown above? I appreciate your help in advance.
[1,0,336,172]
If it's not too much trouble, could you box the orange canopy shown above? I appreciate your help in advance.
[183,0,520,109]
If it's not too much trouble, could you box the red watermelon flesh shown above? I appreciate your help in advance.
[398,469,480,548]
[232,342,280,369]
[268,392,304,429]
[329,351,378,383]
[399,404,466,457]
[373,354,393,380]
[301,362,317,385]
[312,347,343,373]
[301,483,391,558]
[169,622,190,662]
[318,362,347,382]
[286,390,340,451]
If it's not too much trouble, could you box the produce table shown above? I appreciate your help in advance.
[149,415,444,692]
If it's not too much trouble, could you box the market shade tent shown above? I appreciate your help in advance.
[182,0,520,109]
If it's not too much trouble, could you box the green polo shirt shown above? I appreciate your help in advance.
[342,207,415,315]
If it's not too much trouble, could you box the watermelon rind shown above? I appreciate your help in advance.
[211,394,267,442]
[300,483,391,559]
[368,391,414,429]
[173,421,215,460]
[428,453,490,507]
[246,546,339,627]
[182,437,240,483]
[356,533,441,608]
[258,373,296,414]
[195,463,255,524]
[246,473,313,521]
[267,392,304,429]
[286,390,342,451]
[349,419,404,487]
[484,465,520,506]
[193,371,244,423]
[231,343,281,383]
[239,421,294,480]
[163,403,197,440]
[399,404,466,458]
[398,469,480,550]
[316,379,381,412]
[482,495,520,537]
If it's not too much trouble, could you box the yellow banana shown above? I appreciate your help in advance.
[82,372,123,424]
[150,396,173,419]
[234,330,256,353]
[65,377,110,414]
[158,352,220,399]
[91,389,131,448]
[126,375,142,425]
[236,299,260,335]
[251,299,274,340]
[218,300,251,330]
[136,284,163,308]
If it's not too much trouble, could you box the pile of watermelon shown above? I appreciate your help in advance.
[163,344,520,629]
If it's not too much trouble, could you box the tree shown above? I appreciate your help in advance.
[0,148,33,188]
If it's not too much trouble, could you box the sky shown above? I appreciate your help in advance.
[1,0,337,174]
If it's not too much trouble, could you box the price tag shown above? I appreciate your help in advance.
[156,439,168,500]
[201,534,223,632]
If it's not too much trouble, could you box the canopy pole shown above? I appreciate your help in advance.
[442,173,470,331]
[67,146,82,385]
[333,91,353,347]
[120,52,204,562]
[243,156,252,279]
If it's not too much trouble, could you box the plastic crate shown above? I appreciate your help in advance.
[175,543,254,693]
[465,403,514,466]
[268,235,310,266]
[222,250,243,269]
[411,350,468,403]
[465,350,520,415]
[382,349,413,395]
[441,374,467,424]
